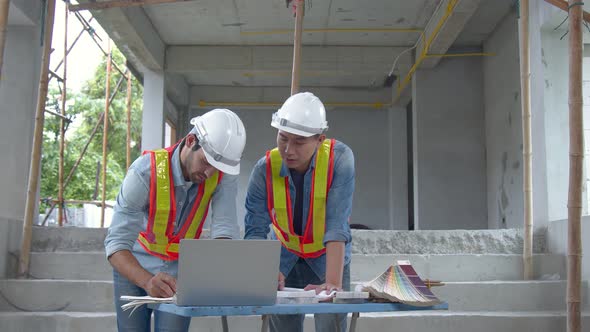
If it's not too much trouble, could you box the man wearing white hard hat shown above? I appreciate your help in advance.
[245,92,355,332]
[105,109,246,331]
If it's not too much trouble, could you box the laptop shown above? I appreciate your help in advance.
[175,239,281,306]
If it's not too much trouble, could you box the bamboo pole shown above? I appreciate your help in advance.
[57,2,68,227]
[100,40,112,228]
[567,1,583,331]
[519,0,534,280]
[0,0,10,81]
[69,0,188,12]
[44,108,71,121]
[290,0,304,95]
[125,71,132,170]
[50,199,113,208]
[19,0,56,278]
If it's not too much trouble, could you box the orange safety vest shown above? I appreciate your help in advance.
[265,139,335,258]
[137,144,222,261]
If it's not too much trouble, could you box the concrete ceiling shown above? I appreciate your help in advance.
[144,0,440,46]
[83,0,517,101]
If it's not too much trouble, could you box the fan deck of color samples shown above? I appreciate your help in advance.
[362,260,442,307]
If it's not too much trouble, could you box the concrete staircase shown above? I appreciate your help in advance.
[0,226,588,331]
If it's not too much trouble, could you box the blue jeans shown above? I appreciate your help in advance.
[113,270,191,332]
[270,259,351,332]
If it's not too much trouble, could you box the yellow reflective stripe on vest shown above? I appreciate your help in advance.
[269,139,332,255]
[269,149,291,235]
[178,171,219,245]
[153,149,172,245]
[137,237,169,253]
[308,139,330,251]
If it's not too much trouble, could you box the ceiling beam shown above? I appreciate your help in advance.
[75,0,165,70]
[69,0,189,12]
[416,0,482,69]
[190,86,392,110]
[166,46,412,72]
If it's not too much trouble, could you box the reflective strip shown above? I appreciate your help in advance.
[153,149,172,247]
[306,139,330,252]
[183,171,220,241]
[272,112,328,134]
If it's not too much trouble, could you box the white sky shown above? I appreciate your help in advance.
[50,1,110,92]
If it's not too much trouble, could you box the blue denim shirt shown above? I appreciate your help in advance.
[244,140,354,279]
[104,145,240,277]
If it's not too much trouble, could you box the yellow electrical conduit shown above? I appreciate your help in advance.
[198,100,390,109]
[240,28,423,35]
[393,0,494,102]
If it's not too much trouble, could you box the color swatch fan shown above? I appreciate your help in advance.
[362,260,442,307]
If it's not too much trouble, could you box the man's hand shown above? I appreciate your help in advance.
[304,282,341,294]
[304,283,341,302]
[278,272,286,290]
[144,272,177,298]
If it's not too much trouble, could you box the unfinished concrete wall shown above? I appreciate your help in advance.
[0,25,41,222]
[188,86,400,230]
[0,218,23,278]
[483,10,524,229]
[412,57,487,230]
[0,2,42,277]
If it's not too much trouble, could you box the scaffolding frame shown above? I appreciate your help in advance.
[18,0,136,277]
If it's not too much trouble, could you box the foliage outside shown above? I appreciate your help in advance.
[41,48,143,214]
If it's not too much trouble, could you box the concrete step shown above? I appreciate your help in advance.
[350,228,547,254]
[29,252,111,280]
[0,311,589,332]
[30,226,547,254]
[351,254,565,282]
[28,252,564,282]
[431,281,588,311]
[0,279,584,313]
[351,280,589,311]
[0,280,114,312]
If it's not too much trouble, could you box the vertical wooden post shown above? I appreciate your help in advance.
[0,0,10,81]
[519,0,534,280]
[100,40,112,228]
[567,1,583,331]
[290,0,304,95]
[125,70,132,170]
[19,0,57,278]
[58,2,68,227]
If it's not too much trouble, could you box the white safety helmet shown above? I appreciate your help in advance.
[190,109,246,175]
[271,92,328,137]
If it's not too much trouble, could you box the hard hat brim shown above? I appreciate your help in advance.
[203,150,240,175]
[271,122,316,138]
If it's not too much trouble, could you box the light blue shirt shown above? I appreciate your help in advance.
[104,145,239,276]
[244,140,354,279]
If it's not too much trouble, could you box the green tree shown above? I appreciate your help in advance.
[40,47,143,213]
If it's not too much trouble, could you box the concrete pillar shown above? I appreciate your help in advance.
[0,26,41,222]
[389,106,409,230]
[483,10,524,229]
[141,68,165,150]
[412,57,487,230]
